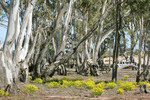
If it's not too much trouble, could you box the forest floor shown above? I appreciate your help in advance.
[1,68,150,100]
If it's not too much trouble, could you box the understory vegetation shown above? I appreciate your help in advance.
[11,75,149,97]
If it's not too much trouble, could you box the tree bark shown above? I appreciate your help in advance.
[93,0,107,64]
[136,15,144,82]
[112,0,121,82]
[0,0,37,90]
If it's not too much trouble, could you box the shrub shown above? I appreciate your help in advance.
[117,88,124,94]
[96,82,105,89]
[95,80,103,84]
[118,81,135,91]
[62,80,74,87]
[124,75,129,80]
[139,81,150,87]
[33,78,43,84]
[60,77,69,81]
[0,90,9,97]
[60,77,83,84]
[60,84,67,88]
[92,87,104,96]
[87,78,94,81]
[45,82,60,88]
[107,82,117,89]
[73,80,85,87]
[24,84,38,93]
[85,78,95,89]
[0,90,4,97]
[48,78,59,83]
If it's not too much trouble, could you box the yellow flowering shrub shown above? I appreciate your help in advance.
[107,82,117,89]
[33,78,43,84]
[60,84,68,88]
[117,88,124,94]
[0,90,9,97]
[124,75,129,80]
[24,84,38,93]
[45,82,60,88]
[60,77,69,83]
[85,78,95,89]
[118,81,135,91]
[96,82,105,89]
[73,80,85,87]
[139,81,150,87]
[62,80,74,87]
[92,87,104,96]
[0,90,5,97]
[87,78,94,81]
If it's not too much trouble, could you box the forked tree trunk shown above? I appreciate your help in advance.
[0,0,37,90]
[93,0,107,64]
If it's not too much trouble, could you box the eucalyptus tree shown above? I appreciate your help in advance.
[30,0,77,78]
[112,0,122,82]
[127,0,150,82]
[0,0,38,91]
[124,18,139,63]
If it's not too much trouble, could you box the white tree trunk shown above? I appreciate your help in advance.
[58,0,74,54]
[93,0,107,64]
[3,0,19,55]
[0,0,37,89]
[14,0,36,63]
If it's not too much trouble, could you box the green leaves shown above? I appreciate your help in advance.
[126,0,150,15]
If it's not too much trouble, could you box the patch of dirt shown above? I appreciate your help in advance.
[1,68,150,100]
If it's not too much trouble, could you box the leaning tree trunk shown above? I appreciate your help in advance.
[42,2,115,78]
[39,0,74,77]
[33,2,69,78]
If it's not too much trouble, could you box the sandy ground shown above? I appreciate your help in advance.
[1,68,150,100]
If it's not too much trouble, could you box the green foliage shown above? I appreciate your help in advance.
[28,73,32,82]
[0,90,9,97]
[48,78,59,83]
[60,84,68,88]
[126,0,150,14]
[45,82,60,88]
[92,87,104,96]
[85,78,95,89]
[107,82,117,89]
[76,0,93,10]
[139,81,150,87]
[117,88,124,94]
[59,77,83,84]
[96,82,105,89]
[118,81,135,91]
[73,80,85,87]
[24,84,38,93]
[62,80,74,87]
[124,75,129,80]
[33,78,43,84]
